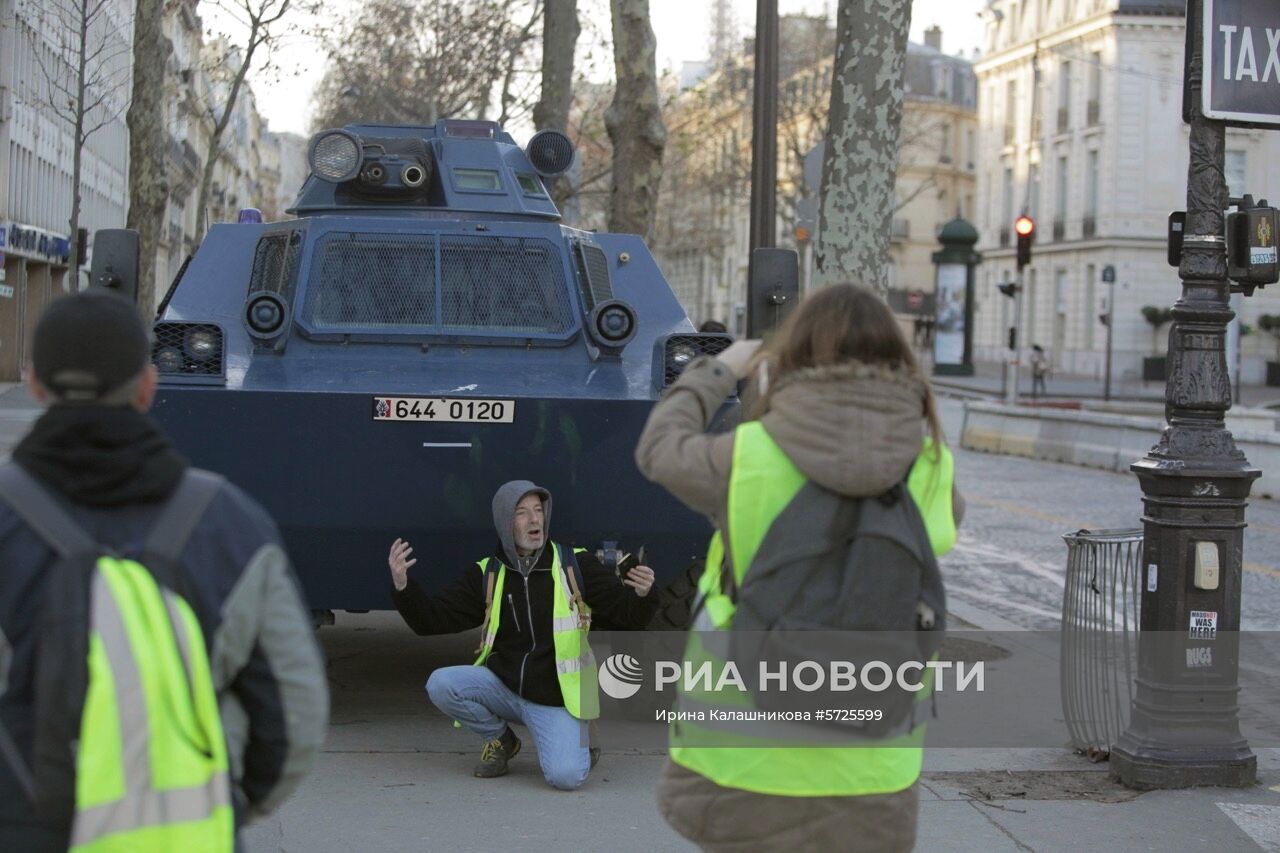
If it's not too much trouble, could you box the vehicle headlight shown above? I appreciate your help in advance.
[155,346,183,373]
[669,343,697,367]
[185,329,218,361]
[308,129,362,182]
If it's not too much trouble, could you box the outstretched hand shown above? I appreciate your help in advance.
[388,538,417,591]
[624,565,655,597]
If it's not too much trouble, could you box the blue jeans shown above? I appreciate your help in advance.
[425,665,591,790]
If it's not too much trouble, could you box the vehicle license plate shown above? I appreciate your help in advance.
[372,397,515,423]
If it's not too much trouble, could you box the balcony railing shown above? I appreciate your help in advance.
[1082,215,1096,238]
[1052,219,1066,241]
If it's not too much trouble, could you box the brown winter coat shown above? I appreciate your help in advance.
[634,354,962,853]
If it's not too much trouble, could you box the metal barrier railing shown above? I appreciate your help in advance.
[1060,528,1144,760]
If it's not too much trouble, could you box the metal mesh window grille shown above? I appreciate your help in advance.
[663,334,733,387]
[305,234,438,329]
[152,323,223,376]
[440,236,573,333]
[250,231,304,299]
[301,232,574,336]
[577,243,614,309]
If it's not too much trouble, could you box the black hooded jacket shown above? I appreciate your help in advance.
[392,542,655,707]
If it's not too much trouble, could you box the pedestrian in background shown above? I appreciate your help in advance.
[636,283,962,852]
[0,291,327,852]
[1031,344,1050,398]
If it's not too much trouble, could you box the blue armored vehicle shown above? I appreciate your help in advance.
[128,120,743,613]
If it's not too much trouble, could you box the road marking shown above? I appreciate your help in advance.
[1216,803,1280,851]
[421,443,472,448]
[967,497,1280,581]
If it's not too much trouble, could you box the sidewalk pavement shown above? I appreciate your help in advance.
[929,360,1280,410]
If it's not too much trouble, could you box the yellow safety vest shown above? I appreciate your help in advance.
[473,543,599,720]
[668,422,956,798]
[74,556,233,852]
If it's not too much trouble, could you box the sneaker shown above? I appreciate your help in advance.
[475,727,521,778]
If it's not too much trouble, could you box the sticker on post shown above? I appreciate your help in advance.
[373,396,515,423]
[1186,646,1213,668]
[1189,609,1218,640]
[1147,564,1158,592]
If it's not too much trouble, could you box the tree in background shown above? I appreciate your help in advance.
[532,0,578,133]
[310,0,543,132]
[23,0,132,276]
[605,0,666,240]
[195,0,310,237]
[127,0,169,313]
[814,0,912,293]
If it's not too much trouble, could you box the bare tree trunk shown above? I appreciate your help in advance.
[532,0,578,132]
[127,0,170,313]
[813,0,911,294]
[604,0,665,240]
[196,39,261,237]
[67,0,90,278]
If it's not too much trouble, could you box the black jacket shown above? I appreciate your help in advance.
[393,542,656,707]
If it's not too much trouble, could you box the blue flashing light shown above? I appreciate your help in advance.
[237,208,264,224]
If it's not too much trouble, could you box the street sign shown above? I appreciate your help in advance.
[1202,0,1280,127]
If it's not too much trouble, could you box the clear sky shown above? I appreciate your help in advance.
[209,0,986,138]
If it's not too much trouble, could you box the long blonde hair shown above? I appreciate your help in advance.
[753,283,944,455]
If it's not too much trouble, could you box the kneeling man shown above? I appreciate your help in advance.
[388,480,656,790]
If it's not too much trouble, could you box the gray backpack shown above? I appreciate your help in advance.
[727,480,947,736]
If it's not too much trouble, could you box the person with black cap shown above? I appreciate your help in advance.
[387,480,658,789]
[0,291,328,851]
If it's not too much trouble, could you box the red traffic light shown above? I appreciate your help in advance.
[1014,215,1036,237]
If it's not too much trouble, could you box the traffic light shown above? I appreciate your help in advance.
[1015,215,1035,270]
[1226,198,1278,289]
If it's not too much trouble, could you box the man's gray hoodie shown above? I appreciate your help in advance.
[491,479,551,575]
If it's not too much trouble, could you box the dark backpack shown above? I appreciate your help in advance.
[727,480,947,737]
[0,464,224,822]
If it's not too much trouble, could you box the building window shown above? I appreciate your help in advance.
[1058,60,1071,132]
[1084,150,1099,237]
[1001,167,1014,246]
[1085,263,1096,350]
[966,128,975,170]
[1054,155,1068,240]
[1088,51,1102,126]
[1225,150,1247,198]
[1029,164,1040,220]
[940,123,952,163]
[1005,80,1017,145]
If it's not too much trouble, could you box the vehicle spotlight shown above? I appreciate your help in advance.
[184,328,219,361]
[245,291,287,339]
[587,299,637,354]
[669,342,697,368]
[308,129,362,183]
[155,346,184,374]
